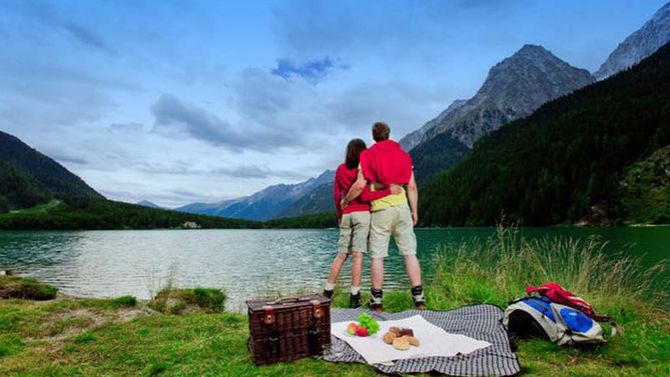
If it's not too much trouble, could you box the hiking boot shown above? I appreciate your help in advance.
[349,293,361,308]
[368,288,383,312]
[323,289,334,299]
[368,300,383,312]
[411,285,426,310]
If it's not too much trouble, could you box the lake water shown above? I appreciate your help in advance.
[0,227,668,311]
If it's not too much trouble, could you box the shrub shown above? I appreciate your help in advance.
[0,276,58,300]
[74,331,96,344]
[111,295,137,308]
[149,287,226,314]
[191,288,226,310]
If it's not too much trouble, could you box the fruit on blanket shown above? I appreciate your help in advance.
[383,331,397,344]
[347,323,358,335]
[357,313,380,335]
[356,326,369,337]
[392,336,410,351]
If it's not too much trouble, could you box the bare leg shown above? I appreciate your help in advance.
[404,254,422,287]
[370,257,384,290]
[326,252,348,285]
[351,252,363,288]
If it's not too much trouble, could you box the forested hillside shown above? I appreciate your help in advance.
[0,131,102,199]
[0,130,265,230]
[0,161,53,213]
[0,198,262,230]
[618,144,670,224]
[265,211,338,229]
[420,42,670,226]
[410,133,469,183]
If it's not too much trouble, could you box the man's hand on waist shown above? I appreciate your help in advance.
[389,184,404,195]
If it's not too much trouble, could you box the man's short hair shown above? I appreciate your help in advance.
[372,122,390,141]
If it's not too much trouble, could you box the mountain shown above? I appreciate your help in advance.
[399,99,467,151]
[404,45,594,181]
[176,170,335,221]
[136,200,162,209]
[278,182,334,218]
[594,2,670,80]
[0,130,102,199]
[419,45,594,149]
[420,41,670,226]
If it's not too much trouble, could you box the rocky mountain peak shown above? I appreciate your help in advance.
[419,44,593,148]
[480,45,591,98]
[512,44,552,58]
[653,2,670,22]
[594,1,670,80]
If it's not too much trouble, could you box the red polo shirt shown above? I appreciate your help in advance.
[333,163,390,218]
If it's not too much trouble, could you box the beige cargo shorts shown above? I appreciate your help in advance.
[368,204,417,258]
[338,211,371,254]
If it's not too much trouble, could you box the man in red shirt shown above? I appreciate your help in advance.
[345,122,425,311]
[326,139,399,308]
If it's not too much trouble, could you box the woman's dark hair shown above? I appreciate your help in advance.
[345,138,367,169]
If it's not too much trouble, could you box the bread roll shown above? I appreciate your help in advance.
[392,336,410,351]
[383,332,397,344]
[406,336,420,347]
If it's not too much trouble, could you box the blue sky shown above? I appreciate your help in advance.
[0,0,667,207]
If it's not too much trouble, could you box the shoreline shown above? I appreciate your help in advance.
[1,223,670,232]
[1,230,669,376]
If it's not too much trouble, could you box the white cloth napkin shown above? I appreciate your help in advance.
[331,314,491,365]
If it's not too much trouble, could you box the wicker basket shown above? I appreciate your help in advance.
[247,294,331,365]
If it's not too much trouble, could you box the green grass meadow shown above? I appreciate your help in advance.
[0,229,668,376]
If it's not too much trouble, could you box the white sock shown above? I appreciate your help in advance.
[324,282,335,291]
[351,286,361,295]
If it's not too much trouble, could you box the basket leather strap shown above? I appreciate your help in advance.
[262,305,280,360]
[308,300,323,355]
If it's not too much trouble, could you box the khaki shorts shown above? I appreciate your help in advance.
[368,204,417,258]
[338,211,371,254]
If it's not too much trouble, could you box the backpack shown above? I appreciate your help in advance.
[503,296,605,346]
[526,282,610,322]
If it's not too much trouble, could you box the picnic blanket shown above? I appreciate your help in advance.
[320,305,521,376]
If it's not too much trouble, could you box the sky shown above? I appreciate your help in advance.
[0,0,667,208]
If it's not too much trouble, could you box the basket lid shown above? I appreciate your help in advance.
[246,294,330,311]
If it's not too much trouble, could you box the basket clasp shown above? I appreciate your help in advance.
[310,300,323,319]
[262,305,276,325]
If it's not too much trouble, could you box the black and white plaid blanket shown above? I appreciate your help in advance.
[320,304,520,376]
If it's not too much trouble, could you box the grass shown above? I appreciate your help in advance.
[0,228,668,376]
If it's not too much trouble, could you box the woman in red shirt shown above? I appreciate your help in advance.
[324,139,401,308]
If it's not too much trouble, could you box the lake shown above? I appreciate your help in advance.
[0,227,668,311]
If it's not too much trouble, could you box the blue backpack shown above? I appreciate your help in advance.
[503,296,605,346]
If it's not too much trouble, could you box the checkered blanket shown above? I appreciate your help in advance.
[320,305,520,376]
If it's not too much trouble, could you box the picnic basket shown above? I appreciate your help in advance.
[247,294,331,365]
